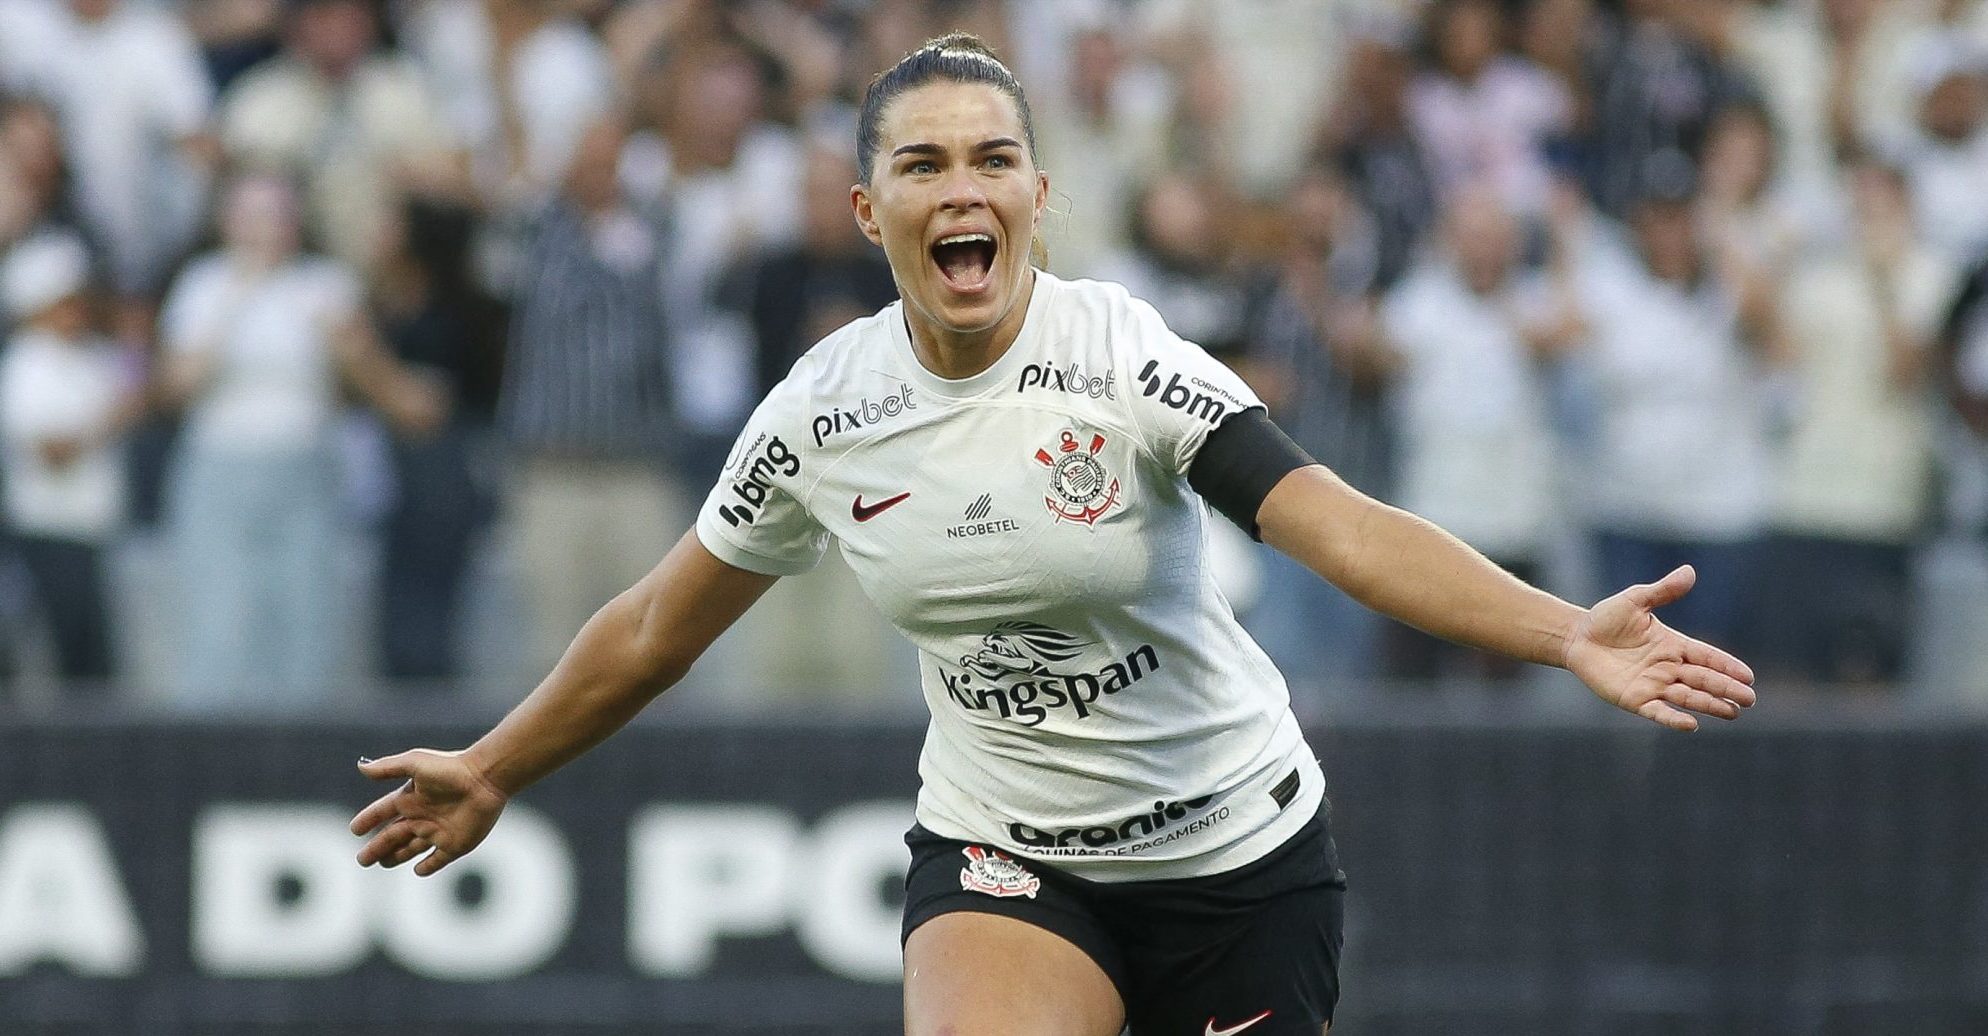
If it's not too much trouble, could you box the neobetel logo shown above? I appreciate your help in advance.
[948,493,1019,538]
[717,435,800,527]
[1008,795,1227,856]
[939,622,1159,726]
[811,384,916,447]
[1135,360,1236,424]
[1018,361,1116,399]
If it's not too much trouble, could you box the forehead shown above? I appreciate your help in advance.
[876,80,1026,150]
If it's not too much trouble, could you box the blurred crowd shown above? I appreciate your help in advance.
[3,0,1988,713]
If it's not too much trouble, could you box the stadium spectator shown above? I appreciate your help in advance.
[158,172,441,708]
[622,31,802,478]
[1238,164,1392,691]
[1897,38,1988,265]
[734,139,897,397]
[220,0,467,276]
[705,137,901,705]
[497,116,680,675]
[1583,0,1755,217]
[0,96,71,253]
[181,0,285,93]
[1319,27,1439,291]
[1139,0,1341,197]
[1696,102,1814,282]
[0,231,141,686]
[1029,20,1171,280]
[1099,170,1253,360]
[1409,0,1574,220]
[1561,173,1789,649]
[404,0,614,206]
[2,0,217,328]
[370,196,505,682]
[1377,185,1579,679]
[1764,152,1955,683]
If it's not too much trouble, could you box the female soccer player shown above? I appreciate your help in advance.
[351,35,1756,1035]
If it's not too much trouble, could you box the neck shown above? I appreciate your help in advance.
[905,267,1037,380]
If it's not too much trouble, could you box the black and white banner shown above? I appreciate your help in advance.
[2,719,1984,1033]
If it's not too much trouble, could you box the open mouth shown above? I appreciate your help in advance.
[931,232,998,293]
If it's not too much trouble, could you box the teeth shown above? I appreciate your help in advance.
[936,233,994,246]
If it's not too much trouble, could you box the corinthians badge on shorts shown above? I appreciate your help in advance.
[959,846,1041,899]
[1035,429,1121,525]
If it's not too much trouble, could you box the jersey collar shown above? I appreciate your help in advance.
[891,268,1055,400]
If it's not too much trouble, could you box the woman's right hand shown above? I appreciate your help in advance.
[350,750,509,876]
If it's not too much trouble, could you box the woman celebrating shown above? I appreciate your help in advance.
[352,36,1756,1035]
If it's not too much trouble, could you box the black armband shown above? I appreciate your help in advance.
[1186,407,1316,541]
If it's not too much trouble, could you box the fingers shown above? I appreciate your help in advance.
[1624,565,1695,611]
[358,817,418,866]
[349,781,411,836]
[1636,699,1698,732]
[1682,636,1757,689]
[1676,662,1756,709]
[414,847,457,877]
[1658,682,1741,721]
[357,750,436,783]
[386,837,430,869]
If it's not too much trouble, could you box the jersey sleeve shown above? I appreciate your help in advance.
[1116,293,1267,476]
[693,371,829,576]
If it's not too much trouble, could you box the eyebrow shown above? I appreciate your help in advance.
[890,137,1025,159]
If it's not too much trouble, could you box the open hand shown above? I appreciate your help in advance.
[351,750,508,876]
[1563,565,1758,731]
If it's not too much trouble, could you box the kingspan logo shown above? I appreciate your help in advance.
[811,383,916,447]
[1008,795,1224,855]
[1018,360,1116,399]
[940,621,1160,726]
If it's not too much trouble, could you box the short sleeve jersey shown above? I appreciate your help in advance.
[696,271,1324,881]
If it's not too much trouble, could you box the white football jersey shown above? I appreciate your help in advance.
[696,271,1324,880]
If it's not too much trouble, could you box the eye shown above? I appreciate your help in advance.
[907,160,937,175]
[985,154,1012,170]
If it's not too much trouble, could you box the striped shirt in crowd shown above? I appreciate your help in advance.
[500,200,678,459]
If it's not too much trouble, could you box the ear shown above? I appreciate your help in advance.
[851,183,884,248]
[1034,169,1049,229]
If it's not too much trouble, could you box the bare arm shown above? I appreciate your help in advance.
[463,531,778,795]
[1257,466,1756,729]
[330,315,447,436]
[1259,465,1580,666]
[157,348,219,410]
[352,531,778,873]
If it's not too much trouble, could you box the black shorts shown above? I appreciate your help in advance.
[901,800,1347,1034]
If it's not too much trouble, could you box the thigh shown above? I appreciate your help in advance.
[1121,881,1343,1036]
[1113,808,1345,1036]
[901,826,1127,1035]
[903,912,1125,1036]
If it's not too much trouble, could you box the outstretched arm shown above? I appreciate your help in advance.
[351,531,778,874]
[1257,466,1755,729]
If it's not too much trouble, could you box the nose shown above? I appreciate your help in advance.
[938,166,988,211]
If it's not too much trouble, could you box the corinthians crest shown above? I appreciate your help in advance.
[959,846,1041,898]
[1034,429,1121,525]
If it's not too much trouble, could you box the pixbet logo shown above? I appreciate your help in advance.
[811,384,916,447]
[1136,360,1233,425]
[717,435,800,527]
[1017,361,1116,399]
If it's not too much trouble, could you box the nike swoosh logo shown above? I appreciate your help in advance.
[1205,1010,1273,1036]
[851,491,911,522]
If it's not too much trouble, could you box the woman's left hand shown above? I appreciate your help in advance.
[1563,565,1758,731]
